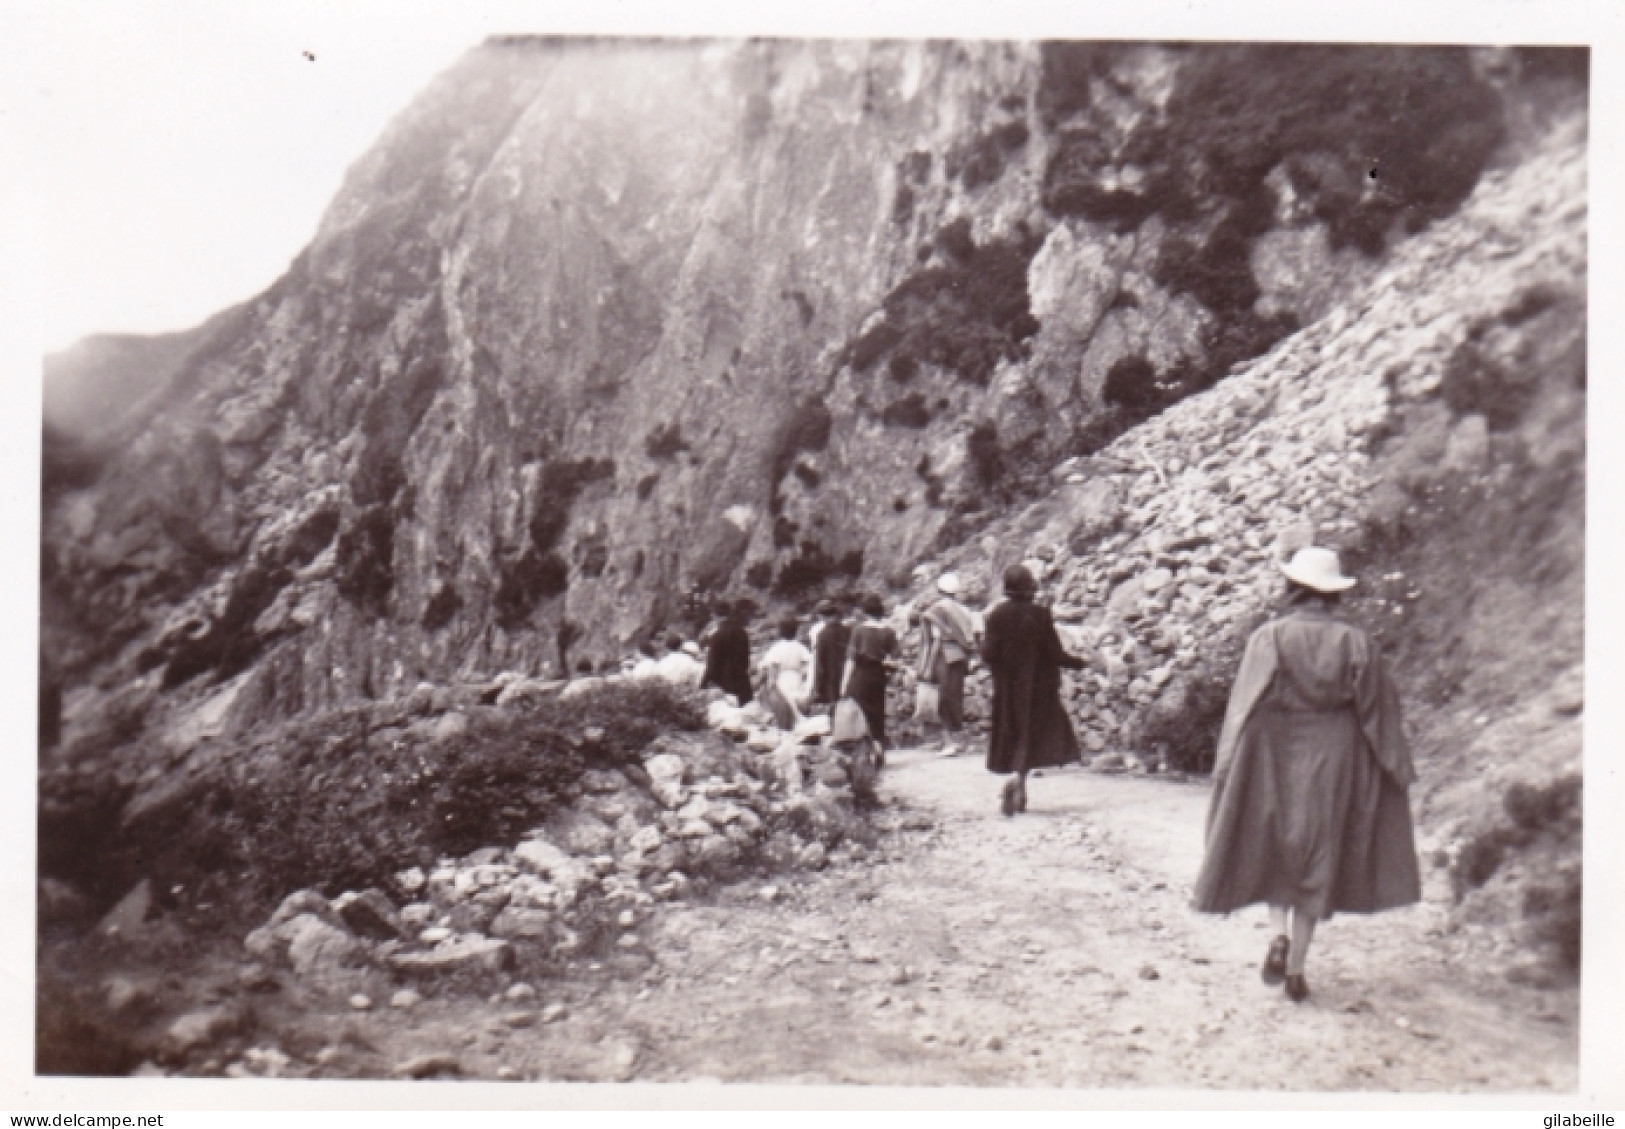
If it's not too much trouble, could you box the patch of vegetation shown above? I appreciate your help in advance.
[494,548,570,629]
[881,392,934,429]
[773,515,800,549]
[421,582,462,630]
[791,460,822,488]
[636,473,659,501]
[967,421,1002,489]
[915,453,946,508]
[1037,41,1120,129]
[644,422,689,460]
[744,561,774,590]
[1451,775,1582,895]
[577,540,609,579]
[334,503,398,619]
[768,399,834,515]
[946,120,1031,191]
[843,220,1042,388]
[773,542,864,600]
[528,457,616,556]
[163,559,295,689]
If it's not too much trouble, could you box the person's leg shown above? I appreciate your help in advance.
[1287,909,1316,976]
[1283,906,1317,1001]
[1262,906,1291,985]
[1269,905,1289,938]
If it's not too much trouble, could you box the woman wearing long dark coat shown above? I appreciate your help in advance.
[842,593,898,751]
[1194,547,1420,1003]
[701,601,754,705]
[982,564,1089,816]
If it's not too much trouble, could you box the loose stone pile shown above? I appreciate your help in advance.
[244,693,872,993]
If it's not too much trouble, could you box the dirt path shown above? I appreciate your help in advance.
[341,747,1577,1089]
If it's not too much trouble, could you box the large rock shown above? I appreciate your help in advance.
[283,914,369,991]
[388,935,513,977]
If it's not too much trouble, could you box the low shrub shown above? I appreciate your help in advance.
[77,681,707,928]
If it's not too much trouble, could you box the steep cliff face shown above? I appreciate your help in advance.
[41,39,1575,747]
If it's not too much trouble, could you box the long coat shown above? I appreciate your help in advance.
[701,621,754,705]
[982,596,1086,774]
[1193,606,1421,919]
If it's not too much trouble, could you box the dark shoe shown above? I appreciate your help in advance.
[1284,973,1309,1002]
[1000,780,1018,818]
[1261,935,1289,986]
[1015,780,1028,813]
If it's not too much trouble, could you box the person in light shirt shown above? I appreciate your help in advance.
[655,635,705,688]
[758,617,812,730]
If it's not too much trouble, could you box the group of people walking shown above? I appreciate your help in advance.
[694,544,1420,1004]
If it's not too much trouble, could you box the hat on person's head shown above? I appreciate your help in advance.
[936,572,961,596]
[1003,563,1037,597]
[861,592,885,617]
[1280,546,1356,593]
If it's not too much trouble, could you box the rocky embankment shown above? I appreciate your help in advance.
[38,679,890,1076]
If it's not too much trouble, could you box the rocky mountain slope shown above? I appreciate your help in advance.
[41,42,1580,739]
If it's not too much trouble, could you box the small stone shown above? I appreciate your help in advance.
[165,1007,242,1053]
[348,994,372,1011]
[617,934,641,949]
[541,1003,568,1024]
[618,909,637,928]
[419,926,452,944]
[394,1053,462,1080]
[504,1010,538,1028]
[505,983,537,1002]
[391,989,422,1009]
[1138,965,1160,980]
[985,1035,1003,1051]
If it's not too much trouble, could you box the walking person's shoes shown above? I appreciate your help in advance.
[1000,780,1018,817]
[1261,935,1289,986]
[1284,973,1310,1003]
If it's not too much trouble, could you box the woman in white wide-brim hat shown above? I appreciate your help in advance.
[1193,546,1421,1003]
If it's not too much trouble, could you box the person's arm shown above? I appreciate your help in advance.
[1353,631,1415,787]
[1041,610,1087,670]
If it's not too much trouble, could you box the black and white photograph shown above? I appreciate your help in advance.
[7,0,1621,1111]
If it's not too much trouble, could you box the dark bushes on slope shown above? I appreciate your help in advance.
[844,221,1042,388]
[65,681,707,927]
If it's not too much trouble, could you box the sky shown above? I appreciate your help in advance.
[22,3,527,351]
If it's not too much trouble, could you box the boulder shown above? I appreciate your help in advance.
[282,916,368,994]
[164,1006,244,1055]
[388,936,513,977]
[489,907,556,940]
[644,752,686,784]
[336,888,404,940]
[544,807,618,857]
[98,878,154,939]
